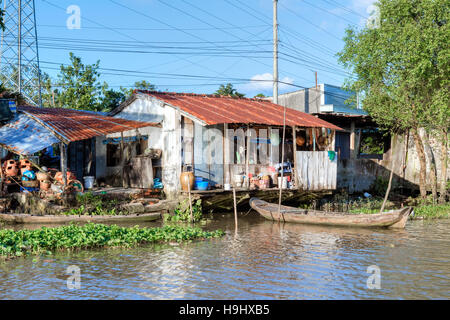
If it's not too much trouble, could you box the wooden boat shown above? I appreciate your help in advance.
[0,212,161,225]
[249,198,413,229]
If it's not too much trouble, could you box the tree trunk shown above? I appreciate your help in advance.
[412,127,428,198]
[423,132,438,203]
[439,129,448,204]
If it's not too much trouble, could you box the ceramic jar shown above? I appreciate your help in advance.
[180,171,195,191]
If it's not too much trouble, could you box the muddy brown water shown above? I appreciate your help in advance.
[0,213,449,300]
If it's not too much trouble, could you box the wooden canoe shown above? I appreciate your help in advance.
[249,198,413,229]
[0,212,162,225]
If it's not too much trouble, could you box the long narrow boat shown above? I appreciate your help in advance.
[0,212,161,225]
[249,198,413,229]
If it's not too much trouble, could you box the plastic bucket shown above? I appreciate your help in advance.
[83,176,95,189]
[195,181,209,191]
[278,176,288,189]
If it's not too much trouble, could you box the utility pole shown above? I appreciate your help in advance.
[273,0,278,104]
[315,71,318,89]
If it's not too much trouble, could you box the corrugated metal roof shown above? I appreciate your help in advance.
[0,114,59,155]
[136,91,343,130]
[18,106,159,143]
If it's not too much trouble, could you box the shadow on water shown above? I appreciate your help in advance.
[0,212,449,300]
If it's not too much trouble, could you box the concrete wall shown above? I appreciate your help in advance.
[337,130,450,193]
[274,88,322,114]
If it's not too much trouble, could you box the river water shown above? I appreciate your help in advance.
[0,213,449,300]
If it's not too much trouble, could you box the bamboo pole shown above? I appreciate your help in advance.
[186,175,194,223]
[246,124,250,189]
[233,187,238,231]
[60,142,68,190]
[380,154,396,213]
[278,110,287,221]
[120,132,125,188]
[292,126,297,188]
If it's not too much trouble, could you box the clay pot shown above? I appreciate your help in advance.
[36,172,49,181]
[19,159,32,174]
[40,180,51,191]
[180,171,195,191]
[55,171,76,184]
[296,136,306,147]
[4,160,18,177]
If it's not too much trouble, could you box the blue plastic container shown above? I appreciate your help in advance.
[195,181,209,191]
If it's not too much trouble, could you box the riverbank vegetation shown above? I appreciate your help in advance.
[62,192,122,216]
[303,191,449,219]
[0,223,225,260]
[164,199,203,222]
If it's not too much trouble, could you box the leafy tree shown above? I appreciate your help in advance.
[134,80,156,91]
[99,85,130,112]
[254,93,266,98]
[215,83,245,98]
[54,52,103,111]
[338,0,449,199]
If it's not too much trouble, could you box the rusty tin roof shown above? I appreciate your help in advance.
[137,91,342,130]
[18,106,159,143]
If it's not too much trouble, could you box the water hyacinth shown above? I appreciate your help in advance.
[0,224,225,259]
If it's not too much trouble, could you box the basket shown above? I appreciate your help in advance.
[22,180,39,188]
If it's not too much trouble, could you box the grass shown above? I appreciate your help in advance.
[0,223,225,260]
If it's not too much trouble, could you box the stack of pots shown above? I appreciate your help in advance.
[36,171,51,191]
[3,160,18,180]
[19,159,32,175]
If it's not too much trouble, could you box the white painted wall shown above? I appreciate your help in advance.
[95,94,182,198]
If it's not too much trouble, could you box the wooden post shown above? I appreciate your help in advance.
[120,132,125,188]
[380,158,395,213]
[0,158,3,195]
[223,123,230,189]
[278,106,287,220]
[246,124,250,189]
[350,121,356,159]
[233,187,238,231]
[186,175,194,222]
[292,126,297,188]
[312,128,317,152]
[60,142,68,190]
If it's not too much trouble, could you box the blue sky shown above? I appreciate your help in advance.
[35,0,376,97]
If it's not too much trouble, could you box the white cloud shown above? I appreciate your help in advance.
[352,0,376,10]
[351,0,378,27]
[241,73,294,92]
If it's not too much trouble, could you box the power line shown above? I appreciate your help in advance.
[320,0,369,19]
[37,24,271,32]
[278,1,342,41]
[299,0,357,26]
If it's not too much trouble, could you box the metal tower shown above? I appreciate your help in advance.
[0,0,42,106]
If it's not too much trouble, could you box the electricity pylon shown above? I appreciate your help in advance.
[0,0,42,106]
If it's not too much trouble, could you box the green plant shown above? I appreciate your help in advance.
[414,203,450,219]
[0,223,225,259]
[165,199,203,222]
[62,192,122,216]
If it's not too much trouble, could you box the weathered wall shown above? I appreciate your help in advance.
[274,88,322,114]
[337,130,450,193]
[96,95,182,199]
